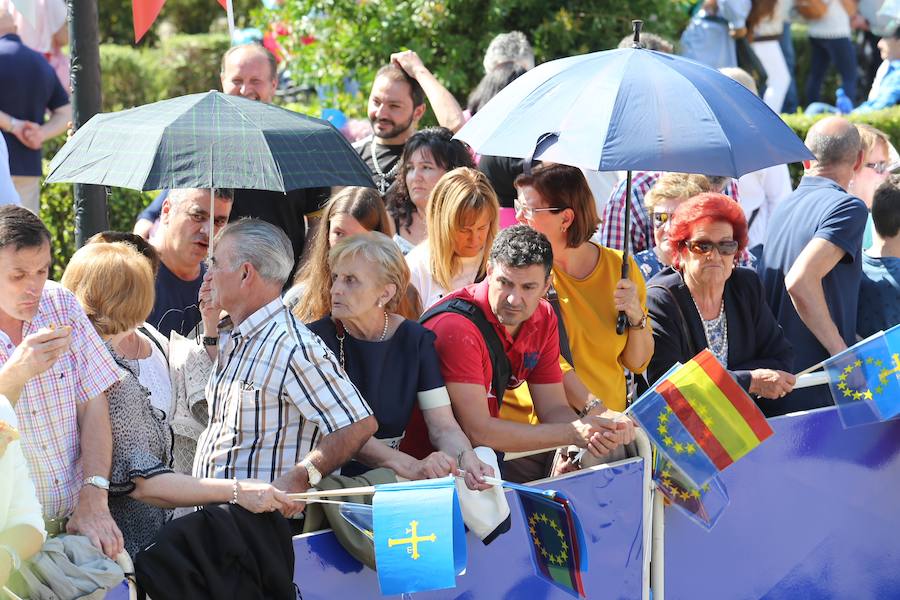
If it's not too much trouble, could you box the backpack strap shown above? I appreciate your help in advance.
[420,298,512,405]
[545,283,574,368]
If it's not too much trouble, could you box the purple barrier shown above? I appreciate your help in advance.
[106,458,645,599]
[665,405,900,599]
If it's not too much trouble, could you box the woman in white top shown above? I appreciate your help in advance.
[0,394,45,589]
[749,0,791,112]
[406,167,499,311]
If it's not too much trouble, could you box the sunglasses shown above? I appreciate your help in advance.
[652,211,672,228]
[685,239,739,256]
[865,161,891,175]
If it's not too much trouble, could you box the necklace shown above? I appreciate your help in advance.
[371,138,400,194]
[691,295,728,364]
[335,311,390,370]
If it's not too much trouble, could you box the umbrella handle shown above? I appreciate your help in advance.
[616,169,634,336]
[616,312,629,335]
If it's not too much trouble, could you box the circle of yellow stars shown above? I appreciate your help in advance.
[657,465,708,502]
[528,512,569,566]
[836,358,883,400]
[657,406,704,456]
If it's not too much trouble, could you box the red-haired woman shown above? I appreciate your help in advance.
[646,193,795,414]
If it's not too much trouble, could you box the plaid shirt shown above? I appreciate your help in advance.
[193,299,372,482]
[0,282,122,519]
[599,172,741,253]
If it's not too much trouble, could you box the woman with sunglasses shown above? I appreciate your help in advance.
[646,193,795,413]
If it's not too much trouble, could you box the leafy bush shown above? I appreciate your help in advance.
[100,45,164,111]
[156,34,233,98]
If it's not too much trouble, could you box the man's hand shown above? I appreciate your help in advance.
[599,409,636,445]
[390,50,427,79]
[613,279,643,326]
[66,486,124,559]
[572,415,630,457]
[4,326,72,385]
[233,479,294,513]
[749,369,796,399]
[413,451,456,480]
[457,450,494,491]
[14,122,44,150]
[198,276,223,334]
[272,467,310,518]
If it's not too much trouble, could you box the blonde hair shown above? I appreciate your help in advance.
[426,167,499,291]
[292,187,391,322]
[61,243,155,336]
[328,232,412,314]
[645,173,712,211]
[856,123,891,159]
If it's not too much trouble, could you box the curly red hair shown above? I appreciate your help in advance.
[667,193,749,268]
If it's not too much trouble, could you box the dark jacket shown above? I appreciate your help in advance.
[646,267,793,415]
[134,504,296,600]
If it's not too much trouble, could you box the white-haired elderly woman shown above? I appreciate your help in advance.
[305,232,493,490]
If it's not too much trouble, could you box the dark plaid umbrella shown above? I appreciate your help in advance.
[46,91,374,191]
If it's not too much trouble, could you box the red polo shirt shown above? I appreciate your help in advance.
[424,279,563,417]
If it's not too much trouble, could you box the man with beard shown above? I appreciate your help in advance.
[148,188,233,337]
[354,51,464,194]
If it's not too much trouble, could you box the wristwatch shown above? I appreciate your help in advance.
[299,458,322,487]
[202,335,219,346]
[628,312,648,330]
[83,475,110,491]
[4,117,20,133]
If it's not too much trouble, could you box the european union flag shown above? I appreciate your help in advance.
[653,455,729,531]
[515,486,587,598]
[823,324,900,428]
[372,477,466,595]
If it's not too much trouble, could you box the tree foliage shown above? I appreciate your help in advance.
[267,0,693,117]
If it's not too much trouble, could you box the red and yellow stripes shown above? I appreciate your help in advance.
[657,350,773,470]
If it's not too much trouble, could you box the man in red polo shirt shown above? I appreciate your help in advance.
[424,225,632,482]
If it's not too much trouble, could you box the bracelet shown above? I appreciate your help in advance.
[230,479,239,505]
[578,398,603,418]
[0,543,21,572]
[628,313,648,330]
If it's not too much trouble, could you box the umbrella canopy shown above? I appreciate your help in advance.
[46,91,374,192]
[455,47,814,177]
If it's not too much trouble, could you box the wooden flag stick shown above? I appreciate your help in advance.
[286,485,375,500]
[795,359,828,377]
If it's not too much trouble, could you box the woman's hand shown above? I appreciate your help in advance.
[749,369,797,399]
[412,451,457,480]
[458,450,494,491]
[613,278,644,326]
[235,480,293,513]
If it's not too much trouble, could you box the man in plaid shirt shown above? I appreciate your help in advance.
[0,206,124,559]
[599,171,741,253]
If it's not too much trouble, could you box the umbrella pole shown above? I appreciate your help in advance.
[616,170,633,335]
[208,187,215,261]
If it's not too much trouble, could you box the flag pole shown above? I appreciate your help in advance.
[225,0,235,40]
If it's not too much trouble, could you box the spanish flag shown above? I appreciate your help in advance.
[629,349,773,488]
[133,0,227,42]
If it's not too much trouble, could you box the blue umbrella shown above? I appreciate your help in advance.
[456,23,813,332]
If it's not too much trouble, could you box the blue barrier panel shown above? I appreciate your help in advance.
[292,458,645,599]
[665,405,900,599]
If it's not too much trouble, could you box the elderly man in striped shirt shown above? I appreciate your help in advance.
[193,219,377,515]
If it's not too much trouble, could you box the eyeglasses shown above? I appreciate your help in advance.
[514,199,562,220]
[652,211,672,228]
[865,161,890,175]
[685,239,739,256]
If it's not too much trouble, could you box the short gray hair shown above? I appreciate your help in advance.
[806,118,862,167]
[167,188,234,208]
[217,218,294,285]
[483,31,534,73]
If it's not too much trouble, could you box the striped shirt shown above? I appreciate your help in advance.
[193,299,372,482]
[599,172,741,254]
[0,281,122,519]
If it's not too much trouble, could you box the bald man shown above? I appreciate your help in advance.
[219,44,327,282]
[758,117,867,415]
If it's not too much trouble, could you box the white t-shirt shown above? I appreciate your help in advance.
[0,394,45,539]
[406,244,484,311]
[0,136,21,206]
[737,164,792,249]
[137,333,173,418]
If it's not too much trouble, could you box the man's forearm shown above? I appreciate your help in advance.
[412,68,464,132]
[41,105,72,139]
[464,415,575,453]
[302,415,378,476]
[788,278,847,357]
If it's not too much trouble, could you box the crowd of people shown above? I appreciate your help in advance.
[1,4,900,596]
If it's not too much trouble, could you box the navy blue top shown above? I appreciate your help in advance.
[147,262,204,337]
[857,253,900,339]
[307,317,445,476]
[0,34,69,176]
[646,267,794,417]
[758,176,867,412]
[137,190,168,222]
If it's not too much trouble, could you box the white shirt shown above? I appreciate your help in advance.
[0,395,46,540]
[138,338,173,418]
[406,244,484,311]
[737,164,792,249]
[0,136,21,206]
[0,0,67,53]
